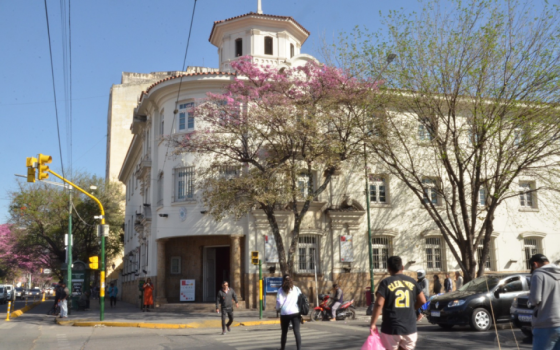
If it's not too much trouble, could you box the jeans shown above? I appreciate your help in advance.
[221,308,234,331]
[280,313,301,350]
[110,296,117,307]
[533,327,560,350]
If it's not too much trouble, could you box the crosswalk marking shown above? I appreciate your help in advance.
[212,328,342,350]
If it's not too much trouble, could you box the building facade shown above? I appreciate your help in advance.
[112,7,560,308]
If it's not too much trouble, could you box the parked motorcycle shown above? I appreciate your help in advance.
[310,293,356,321]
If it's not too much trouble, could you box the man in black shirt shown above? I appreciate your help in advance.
[215,281,239,335]
[370,256,426,350]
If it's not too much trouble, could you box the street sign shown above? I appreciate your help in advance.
[265,277,283,293]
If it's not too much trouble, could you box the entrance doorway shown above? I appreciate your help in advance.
[203,246,230,302]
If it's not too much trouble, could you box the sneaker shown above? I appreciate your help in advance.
[221,331,226,335]
[227,325,231,332]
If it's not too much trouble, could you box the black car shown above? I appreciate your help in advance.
[510,292,534,338]
[27,288,42,297]
[426,273,530,331]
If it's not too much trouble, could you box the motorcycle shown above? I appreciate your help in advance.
[310,293,356,321]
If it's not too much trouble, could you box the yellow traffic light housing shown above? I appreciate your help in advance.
[27,167,36,183]
[251,251,259,265]
[89,256,99,270]
[37,154,52,180]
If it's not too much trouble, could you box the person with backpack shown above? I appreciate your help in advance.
[276,274,302,350]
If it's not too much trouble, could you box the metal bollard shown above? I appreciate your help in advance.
[25,296,28,307]
[42,292,45,302]
[5,301,11,321]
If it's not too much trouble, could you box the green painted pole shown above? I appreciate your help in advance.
[259,259,263,320]
[364,143,375,302]
[67,191,72,315]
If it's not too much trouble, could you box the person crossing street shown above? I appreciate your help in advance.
[216,281,239,335]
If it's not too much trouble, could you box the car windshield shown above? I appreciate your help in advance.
[459,276,501,292]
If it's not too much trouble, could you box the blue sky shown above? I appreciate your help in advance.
[0,0,420,222]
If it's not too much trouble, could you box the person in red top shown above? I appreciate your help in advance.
[143,278,154,312]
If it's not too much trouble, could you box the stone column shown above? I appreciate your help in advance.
[230,235,243,293]
[155,238,168,306]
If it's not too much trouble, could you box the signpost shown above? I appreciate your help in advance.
[251,251,262,320]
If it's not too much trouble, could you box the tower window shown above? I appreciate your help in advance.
[235,38,243,57]
[290,44,294,58]
[264,36,273,55]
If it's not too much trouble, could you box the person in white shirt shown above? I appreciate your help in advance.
[276,274,301,350]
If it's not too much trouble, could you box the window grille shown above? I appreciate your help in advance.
[524,238,541,269]
[422,178,438,204]
[370,177,387,203]
[176,167,195,201]
[170,257,181,274]
[519,182,534,207]
[298,235,318,272]
[220,165,239,180]
[477,245,492,270]
[372,237,393,271]
[425,237,442,271]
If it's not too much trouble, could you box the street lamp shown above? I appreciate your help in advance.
[365,53,396,314]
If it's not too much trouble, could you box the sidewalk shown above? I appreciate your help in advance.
[56,299,284,329]
[56,300,370,329]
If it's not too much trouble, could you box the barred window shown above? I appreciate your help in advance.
[298,235,318,272]
[170,257,181,274]
[425,237,442,271]
[220,165,239,180]
[175,167,195,201]
[372,237,392,271]
[370,177,387,203]
[524,238,541,270]
[422,178,438,205]
[477,245,492,270]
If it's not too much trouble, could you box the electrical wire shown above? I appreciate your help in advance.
[69,0,73,180]
[161,0,198,172]
[71,199,95,227]
[43,0,66,180]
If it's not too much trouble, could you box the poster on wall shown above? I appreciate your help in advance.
[180,279,195,301]
[264,234,279,263]
[340,235,354,262]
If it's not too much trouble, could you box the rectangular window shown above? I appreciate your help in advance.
[170,257,181,274]
[524,238,541,269]
[298,172,312,199]
[178,102,194,131]
[372,237,392,271]
[418,118,434,141]
[479,187,486,206]
[264,36,273,55]
[160,113,165,136]
[519,182,534,208]
[422,178,438,205]
[477,245,492,270]
[298,235,318,272]
[514,128,524,147]
[176,166,195,201]
[425,237,442,271]
[220,165,239,180]
[369,177,387,203]
[157,174,163,206]
[235,38,243,57]
[290,43,294,58]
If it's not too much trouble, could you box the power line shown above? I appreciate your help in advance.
[69,0,73,179]
[71,199,95,227]
[0,95,108,106]
[43,0,66,180]
[162,0,198,172]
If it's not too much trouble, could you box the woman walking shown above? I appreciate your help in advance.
[143,278,154,312]
[276,274,301,350]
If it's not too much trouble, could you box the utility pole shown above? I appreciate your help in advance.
[67,191,73,315]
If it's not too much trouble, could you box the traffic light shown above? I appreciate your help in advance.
[251,251,259,265]
[37,154,52,180]
[89,256,99,270]
[26,157,37,183]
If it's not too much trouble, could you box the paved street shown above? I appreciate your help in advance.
[0,300,533,350]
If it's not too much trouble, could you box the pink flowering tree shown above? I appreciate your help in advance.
[173,58,379,275]
[0,224,46,282]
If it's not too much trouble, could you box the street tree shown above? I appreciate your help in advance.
[7,173,125,279]
[0,223,45,282]
[327,0,560,280]
[172,58,377,275]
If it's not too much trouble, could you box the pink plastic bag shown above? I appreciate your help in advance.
[361,329,386,350]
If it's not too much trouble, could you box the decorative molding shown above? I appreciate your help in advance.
[420,230,442,238]
[372,229,398,237]
[518,231,547,239]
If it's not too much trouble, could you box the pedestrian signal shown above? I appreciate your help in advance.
[37,154,52,180]
[89,256,99,270]
[251,251,259,265]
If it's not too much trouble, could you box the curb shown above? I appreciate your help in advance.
[56,318,280,329]
[10,301,42,319]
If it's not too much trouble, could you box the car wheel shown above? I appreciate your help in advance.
[521,328,533,338]
[438,323,454,330]
[470,308,492,331]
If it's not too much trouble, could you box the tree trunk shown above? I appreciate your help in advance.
[263,207,289,275]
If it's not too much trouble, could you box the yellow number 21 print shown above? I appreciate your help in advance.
[395,290,410,308]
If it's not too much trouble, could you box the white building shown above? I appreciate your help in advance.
[112,5,560,308]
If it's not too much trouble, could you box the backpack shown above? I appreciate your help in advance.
[297,291,310,316]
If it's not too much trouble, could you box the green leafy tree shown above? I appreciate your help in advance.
[326,0,560,281]
[7,173,124,280]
